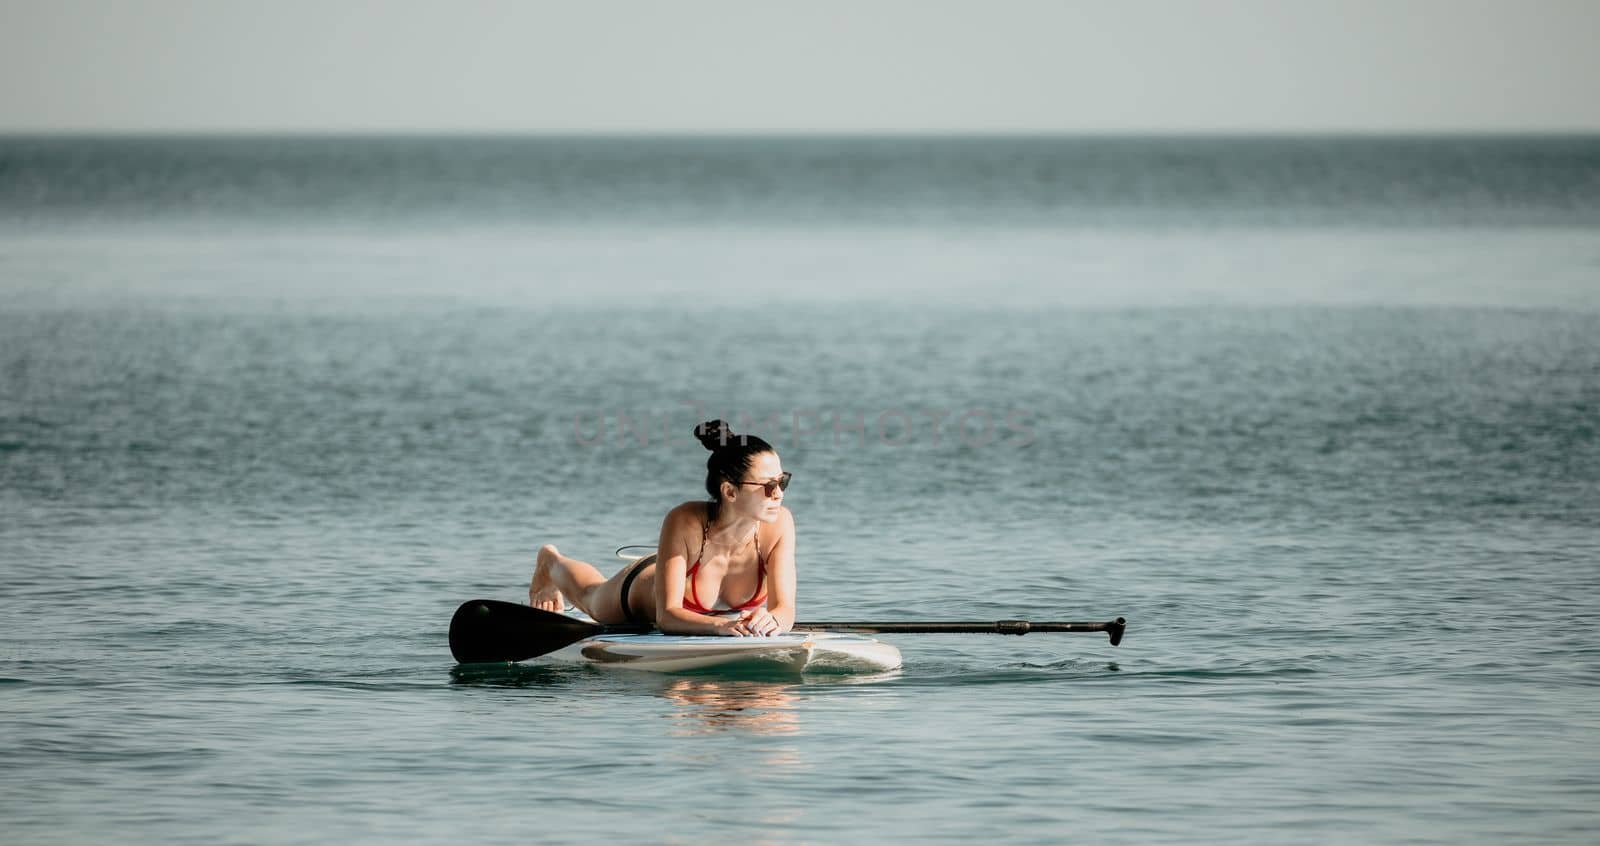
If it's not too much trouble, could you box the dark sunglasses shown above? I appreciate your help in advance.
[737,471,792,498]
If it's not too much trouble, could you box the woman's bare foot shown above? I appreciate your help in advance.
[528,544,566,612]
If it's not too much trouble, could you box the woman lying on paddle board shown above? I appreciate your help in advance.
[528,420,794,637]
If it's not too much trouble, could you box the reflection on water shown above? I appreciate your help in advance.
[447,662,581,688]
[662,678,801,736]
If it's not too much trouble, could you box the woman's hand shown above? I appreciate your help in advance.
[722,609,782,637]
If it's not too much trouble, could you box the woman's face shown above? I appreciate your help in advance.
[723,451,786,522]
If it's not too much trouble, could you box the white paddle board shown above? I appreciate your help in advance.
[547,629,902,674]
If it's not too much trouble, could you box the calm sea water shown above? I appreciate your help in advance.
[2,137,1599,844]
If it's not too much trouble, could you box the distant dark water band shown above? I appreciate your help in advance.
[2,135,1598,227]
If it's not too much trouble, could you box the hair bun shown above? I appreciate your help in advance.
[694,419,736,451]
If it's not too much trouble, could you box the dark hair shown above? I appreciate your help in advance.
[695,419,775,520]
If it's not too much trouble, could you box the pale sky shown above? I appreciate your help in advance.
[1,0,1597,133]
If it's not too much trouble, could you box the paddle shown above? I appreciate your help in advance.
[449,598,1126,663]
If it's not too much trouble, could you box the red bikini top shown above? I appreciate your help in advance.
[682,520,767,614]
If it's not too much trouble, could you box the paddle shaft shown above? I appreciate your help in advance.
[573,620,1124,637]
[794,618,1126,645]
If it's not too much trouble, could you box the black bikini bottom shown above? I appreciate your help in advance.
[618,555,655,624]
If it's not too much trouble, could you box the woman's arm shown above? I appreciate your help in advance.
[760,507,797,634]
[654,504,743,636]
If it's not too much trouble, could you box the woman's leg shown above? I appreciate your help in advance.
[530,545,651,623]
[529,545,607,614]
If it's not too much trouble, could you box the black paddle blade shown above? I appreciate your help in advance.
[448,599,602,663]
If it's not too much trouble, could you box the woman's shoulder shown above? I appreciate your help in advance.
[663,501,710,527]
[761,506,796,538]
